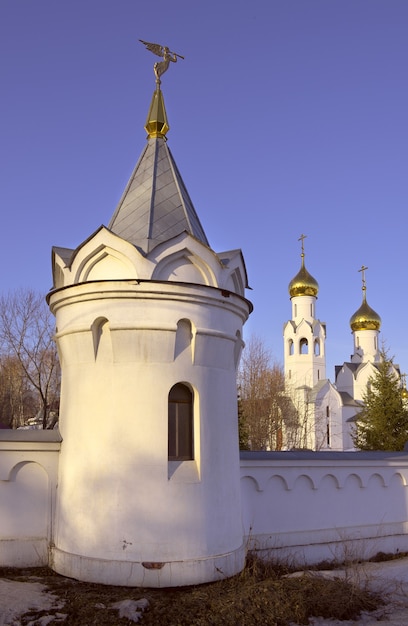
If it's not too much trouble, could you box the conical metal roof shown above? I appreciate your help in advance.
[108,87,209,254]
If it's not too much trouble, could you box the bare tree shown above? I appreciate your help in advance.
[0,289,60,429]
[238,334,298,450]
[0,355,32,428]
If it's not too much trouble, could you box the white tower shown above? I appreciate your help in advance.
[336,265,382,403]
[284,235,326,389]
[48,78,252,586]
[282,236,327,449]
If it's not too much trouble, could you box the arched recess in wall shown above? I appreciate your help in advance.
[314,339,320,356]
[153,249,216,286]
[343,473,364,489]
[390,471,407,487]
[367,473,386,489]
[293,474,316,491]
[299,338,308,355]
[75,246,137,283]
[168,383,194,461]
[318,473,341,490]
[234,330,244,369]
[174,319,193,361]
[266,474,290,492]
[2,461,49,538]
[92,317,112,362]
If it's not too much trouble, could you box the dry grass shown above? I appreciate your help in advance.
[0,555,381,625]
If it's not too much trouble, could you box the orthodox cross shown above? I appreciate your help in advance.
[298,233,307,259]
[358,265,368,292]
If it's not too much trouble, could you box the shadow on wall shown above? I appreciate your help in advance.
[240,450,408,564]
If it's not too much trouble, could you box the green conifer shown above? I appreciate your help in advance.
[352,349,408,451]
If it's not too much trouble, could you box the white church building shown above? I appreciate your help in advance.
[284,243,403,452]
[2,70,408,587]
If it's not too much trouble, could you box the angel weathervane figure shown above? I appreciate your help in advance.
[139,39,184,85]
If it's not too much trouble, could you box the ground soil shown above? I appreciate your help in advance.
[0,557,382,626]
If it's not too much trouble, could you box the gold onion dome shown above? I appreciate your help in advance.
[289,255,319,298]
[350,293,381,331]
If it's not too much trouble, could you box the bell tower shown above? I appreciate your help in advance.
[283,235,326,390]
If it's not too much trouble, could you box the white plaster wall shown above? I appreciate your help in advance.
[0,431,61,566]
[49,280,251,586]
[240,450,408,565]
[351,330,380,363]
[3,437,408,577]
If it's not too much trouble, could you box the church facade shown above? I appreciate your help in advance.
[284,248,403,451]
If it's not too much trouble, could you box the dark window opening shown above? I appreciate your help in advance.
[300,338,308,354]
[289,339,294,355]
[168,383,193,461]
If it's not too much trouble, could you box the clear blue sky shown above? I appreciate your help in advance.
[1,0,407,380]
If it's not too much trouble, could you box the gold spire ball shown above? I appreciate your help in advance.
[288,234,319,298]
[139,39,184,139]
[350,265,381,331]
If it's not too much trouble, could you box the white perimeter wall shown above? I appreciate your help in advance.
[240,450,408,566]
[0,430,61,567]
[3,439,408,572]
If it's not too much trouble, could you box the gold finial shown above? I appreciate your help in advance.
[139,39,184,86]
[358,265,368,299]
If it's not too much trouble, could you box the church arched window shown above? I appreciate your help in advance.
[168,383,194,461]
[314,339,320,356]
[288,339,294,355]
[300,338,308,354]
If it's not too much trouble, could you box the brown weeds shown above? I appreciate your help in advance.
[0,556,380,626]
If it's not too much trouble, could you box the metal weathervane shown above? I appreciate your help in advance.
[139,39,184,85]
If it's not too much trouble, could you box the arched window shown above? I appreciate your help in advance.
[288,339,294,355]
[314,339,320,356]
[300,338,308,354]
[168,383,193,461]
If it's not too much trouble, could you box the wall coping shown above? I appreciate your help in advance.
[240,450,408,463]
[0,429,62,443]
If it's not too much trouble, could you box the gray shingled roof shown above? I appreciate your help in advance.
[108,137,209,254]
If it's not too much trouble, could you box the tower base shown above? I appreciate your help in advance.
[50,544,246,587]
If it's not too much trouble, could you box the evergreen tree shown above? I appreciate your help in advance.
[352,350,408,451]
